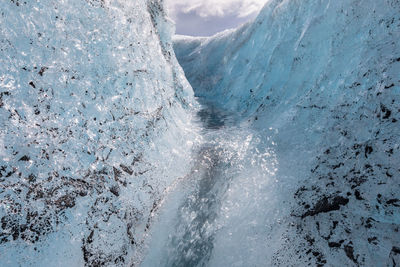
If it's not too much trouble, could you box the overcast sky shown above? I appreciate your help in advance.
[166,0,268,36]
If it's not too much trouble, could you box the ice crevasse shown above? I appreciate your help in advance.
[0,0,399,266]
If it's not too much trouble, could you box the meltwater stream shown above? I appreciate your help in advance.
[141,100,280,267]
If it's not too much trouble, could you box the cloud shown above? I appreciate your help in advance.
[166,0,267,19]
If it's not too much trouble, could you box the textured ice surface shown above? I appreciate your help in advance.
[0,0,198,266]
[1,0,400,266]
[142,99,279,267]
[174,0,400,266]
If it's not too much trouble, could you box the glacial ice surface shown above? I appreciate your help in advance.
[171,0,400,266]
[0,0,198,266]
[1,0,400,266]
[142,98,280,267]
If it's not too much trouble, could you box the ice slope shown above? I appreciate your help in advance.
[174,0,400,265]
[0,0,198,266]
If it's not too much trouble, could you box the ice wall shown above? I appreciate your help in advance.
[174,0,400,265]
[0,0,197,266]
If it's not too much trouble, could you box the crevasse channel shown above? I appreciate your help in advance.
[142,97,280,266]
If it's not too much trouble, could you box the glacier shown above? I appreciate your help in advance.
[0,0,199,266]
[167,0,400,266]
[1,0,400,266]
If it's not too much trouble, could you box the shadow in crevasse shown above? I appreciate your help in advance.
[164,100,238,267]
[195,98,238,130]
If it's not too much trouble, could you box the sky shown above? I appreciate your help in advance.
[165,0,268,36]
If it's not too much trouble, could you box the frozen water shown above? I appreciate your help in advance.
[142,98,279,267]
[0,0,198,265]
[1,0,399,266]
[169,0,400,265]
